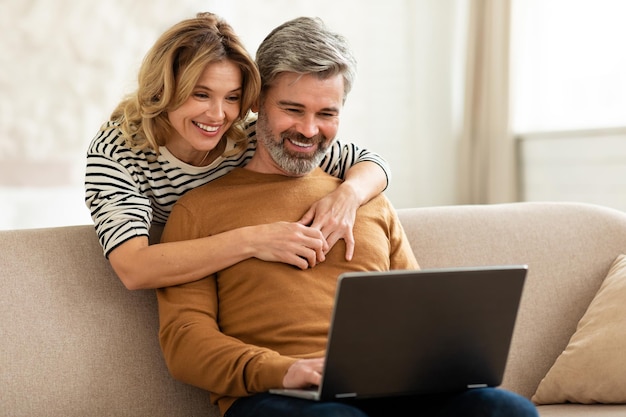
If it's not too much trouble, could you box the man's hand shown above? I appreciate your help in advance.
[282,358,325,388]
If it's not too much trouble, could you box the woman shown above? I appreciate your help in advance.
[85,12,390,290]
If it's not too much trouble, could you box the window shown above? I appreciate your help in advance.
[512,0,626,133]
[512,0,626,210]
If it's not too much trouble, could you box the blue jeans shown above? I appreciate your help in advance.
[224,388,539,417]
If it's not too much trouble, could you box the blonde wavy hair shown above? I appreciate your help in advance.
[110,12,261,157]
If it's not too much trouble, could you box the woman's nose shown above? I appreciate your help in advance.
[205,101,225,120]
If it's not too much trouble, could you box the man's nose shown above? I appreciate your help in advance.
[296,114,319,138]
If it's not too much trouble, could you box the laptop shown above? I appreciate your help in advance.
[269,265,527,401]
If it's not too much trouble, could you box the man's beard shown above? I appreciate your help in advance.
[256,111,329,176]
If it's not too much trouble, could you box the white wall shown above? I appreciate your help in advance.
[0,0,465,229]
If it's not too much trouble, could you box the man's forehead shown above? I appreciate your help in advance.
[269,72,344,107]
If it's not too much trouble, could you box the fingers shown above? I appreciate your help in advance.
[298,206,315,227]
[343,231,355,261]
[305,207,354,260]
[283,358,325,388]
[295,226,327,266]
[318,222,354,259]
[292,246,324,270]
[252,222,327,268]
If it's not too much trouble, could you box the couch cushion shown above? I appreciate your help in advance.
[532,254,626,404]
[0,225,217,417]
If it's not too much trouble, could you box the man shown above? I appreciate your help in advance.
[157,16,538,417]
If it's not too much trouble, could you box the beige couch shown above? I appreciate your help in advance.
[2,202,626,417]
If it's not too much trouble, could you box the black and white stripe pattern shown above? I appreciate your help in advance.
[85,120,390,257]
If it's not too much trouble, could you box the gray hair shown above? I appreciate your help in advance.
[255,17,357,102]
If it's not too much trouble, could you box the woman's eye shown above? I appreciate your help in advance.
[226,95,241,103]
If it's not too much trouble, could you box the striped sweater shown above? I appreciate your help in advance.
[84,120,391,257]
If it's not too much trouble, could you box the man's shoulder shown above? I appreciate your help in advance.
[310,167,339,179]
[361,191,396,217]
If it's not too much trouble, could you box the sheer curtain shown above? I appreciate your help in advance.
[457,0,517,204]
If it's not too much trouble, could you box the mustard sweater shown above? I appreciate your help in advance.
[157,167,419,415]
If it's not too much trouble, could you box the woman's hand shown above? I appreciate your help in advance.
[250,222,329,269]
[298,182,359,261]
[299,161,388,261]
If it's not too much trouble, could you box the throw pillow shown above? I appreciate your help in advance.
[532,253,626,404]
